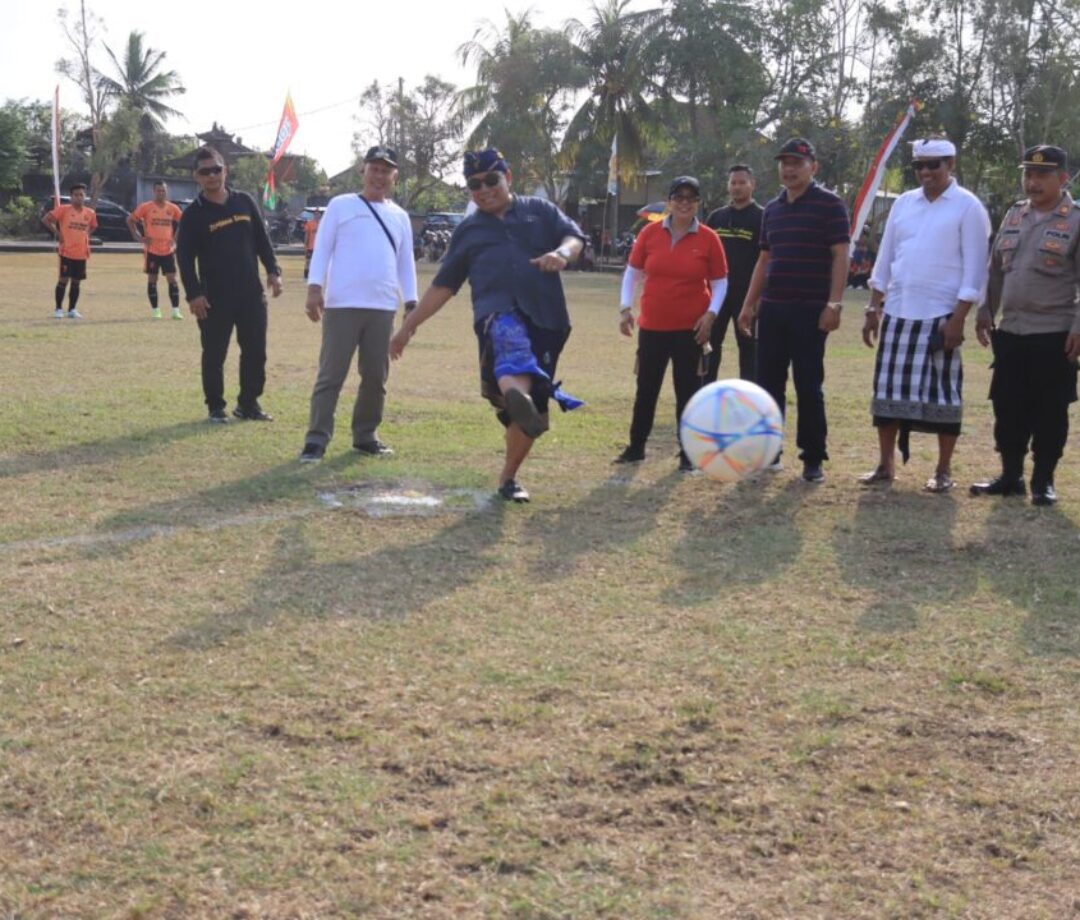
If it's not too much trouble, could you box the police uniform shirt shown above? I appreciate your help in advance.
[984,193,1080,336]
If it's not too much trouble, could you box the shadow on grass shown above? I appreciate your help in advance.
[834,487,1080,654]
[0,420,208,479]
[166,503,507,649]
[96,452,360,533]
[980,499,1080,657]
[832,489,974,634]
[520,469,681,582]
[669,477,807,607]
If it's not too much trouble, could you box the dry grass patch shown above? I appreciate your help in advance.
[2,252,1080,918]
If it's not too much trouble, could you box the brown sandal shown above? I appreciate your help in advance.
[858,466,895,485]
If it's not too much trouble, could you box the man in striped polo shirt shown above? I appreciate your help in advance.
[737,138,850,482]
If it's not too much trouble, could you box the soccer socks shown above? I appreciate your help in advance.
[147,282,159,310]
[55,282,66,310]
[167,282,180,309]
[68,282,80,311]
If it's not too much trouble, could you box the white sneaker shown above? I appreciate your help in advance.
[171,308,183,320]
[53,308,64,318]
[67,310,83,319]
[764,457,783,472]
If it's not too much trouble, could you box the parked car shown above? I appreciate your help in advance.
[422,212,465,234]
[41,195,133,242]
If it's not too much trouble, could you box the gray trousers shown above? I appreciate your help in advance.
[306,308,395,447]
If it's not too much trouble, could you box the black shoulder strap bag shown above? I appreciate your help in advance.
[358,194,397,254]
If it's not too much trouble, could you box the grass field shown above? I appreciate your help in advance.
[2,251,1079,919]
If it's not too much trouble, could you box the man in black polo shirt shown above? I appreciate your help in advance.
[177,146,283,423]
[737,138,850,482]
[705,164,763,381]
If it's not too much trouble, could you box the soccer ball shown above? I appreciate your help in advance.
[679,380,783,482]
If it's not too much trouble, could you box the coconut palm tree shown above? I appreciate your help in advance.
[563,0,664,183]
[98,30,185,128]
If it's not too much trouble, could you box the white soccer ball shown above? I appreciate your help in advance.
[679,379,784,482]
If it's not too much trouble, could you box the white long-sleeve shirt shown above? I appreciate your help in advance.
[869,180,992,320]
[308,193,418,310]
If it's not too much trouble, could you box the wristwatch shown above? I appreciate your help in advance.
[826,301,843,313]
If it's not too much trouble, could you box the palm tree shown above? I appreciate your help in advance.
[563,0,664,183]
[98,31,185,128]
[457,11,584,199]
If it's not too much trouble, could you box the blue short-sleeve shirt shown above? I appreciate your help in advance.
[433,195,585,330]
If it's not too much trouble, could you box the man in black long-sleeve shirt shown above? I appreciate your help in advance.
[177,146,283,422]
[704,164,763,381]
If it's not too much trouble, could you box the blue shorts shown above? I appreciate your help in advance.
[475,312,570,423]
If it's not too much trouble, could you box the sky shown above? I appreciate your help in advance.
[2,0,649,178]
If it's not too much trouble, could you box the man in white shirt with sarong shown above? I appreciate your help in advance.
[299,145,418,462]
[860,138,992,492]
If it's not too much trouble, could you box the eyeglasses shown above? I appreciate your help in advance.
[670,195,700,204]
[196,165,224,176]
[912,160,943,172]
[466,173,503,191]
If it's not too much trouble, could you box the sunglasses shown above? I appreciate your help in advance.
[670,194,700,204]
[196,165,224,176]
[912,160,943,172]
[466,173,503,191]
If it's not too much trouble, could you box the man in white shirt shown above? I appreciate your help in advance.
[299,146,418,462]
[860,138,991,492]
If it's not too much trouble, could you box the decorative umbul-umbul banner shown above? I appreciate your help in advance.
[51,85,62,208]
[263,92,299,209]
[849,100,920,252]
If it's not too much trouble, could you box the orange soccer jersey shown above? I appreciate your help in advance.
[304,217,319,250]
[51,204,98,261]
[133,200,182,256]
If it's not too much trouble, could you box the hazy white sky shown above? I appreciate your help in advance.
[3,0,649,177]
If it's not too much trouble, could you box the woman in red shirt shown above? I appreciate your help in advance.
[615,176,729,471]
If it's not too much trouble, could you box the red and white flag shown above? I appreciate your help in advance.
[264,92,300,208]
[849,100,919,252]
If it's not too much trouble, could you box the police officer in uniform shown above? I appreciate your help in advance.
[972,145,1080,505]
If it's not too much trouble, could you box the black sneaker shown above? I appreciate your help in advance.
[299,442,325,463]
[207,407,229,424]
[233,403,273,421]
[497,479,530,503]
[802,462,825,483]
[1031,483,1057,506]
[354,440,393,456]
[504,388,548,439]
[613,445,645,464]
[678,453,696,473]
[969,476,1026,497]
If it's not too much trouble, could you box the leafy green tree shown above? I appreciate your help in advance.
[354,76,463,210]
[458,11,584,200]
[0,107,28,191]
[563,0,664,187]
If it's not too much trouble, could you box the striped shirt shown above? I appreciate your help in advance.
[760,182,849,305]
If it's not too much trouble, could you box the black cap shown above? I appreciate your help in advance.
[775,137,816,161]
[1020,145,1067,171]
[364,145,398,168]
[668,175,701,197]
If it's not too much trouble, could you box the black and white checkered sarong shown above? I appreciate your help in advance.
[871,313,962,428]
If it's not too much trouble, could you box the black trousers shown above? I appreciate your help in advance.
[197,296,268,411]
[756,301,829,464]
[629,328,705,453]
[705,301,756,382]
[989,329,1077,480]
